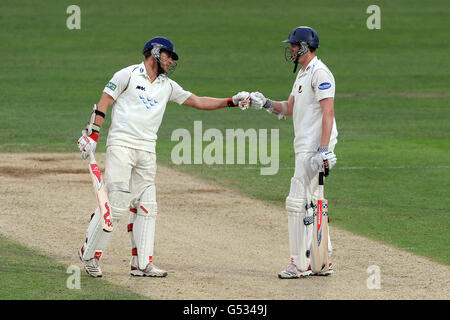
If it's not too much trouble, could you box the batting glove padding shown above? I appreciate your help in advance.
[310,150,337,174]
[232,91,251,110]
[77,132,98,159]
[249,92,267,110]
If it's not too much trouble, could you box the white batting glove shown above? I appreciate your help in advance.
[249,92,267,110]
[232,91,250,110]
[310,149,337,175]
[77,130,98,160]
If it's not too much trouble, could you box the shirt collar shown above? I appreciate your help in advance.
[138,62,165,83]
[302,56,318,73]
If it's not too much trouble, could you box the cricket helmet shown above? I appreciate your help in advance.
[142,36,179,61]
[283,26,319,49]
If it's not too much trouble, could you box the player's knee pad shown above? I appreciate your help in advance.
[286,177,307,212]
[108,189,132,222]
[286,177,308,207]
[131,185,158,269]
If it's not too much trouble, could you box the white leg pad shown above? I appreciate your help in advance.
[285,177,311,272]
[81,190,130,260]
[132,185,158,270]
[128,208,137,252]
[328,226,333,257]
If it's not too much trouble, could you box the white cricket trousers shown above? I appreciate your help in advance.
[105,145,157,207]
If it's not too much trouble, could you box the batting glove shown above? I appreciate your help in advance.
[310,148,337,175]
[77,130,98,160]
[231,91,251,110]
[249,92,267,110]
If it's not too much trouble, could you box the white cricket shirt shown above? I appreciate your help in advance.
[290,56,338,153]
[103,62,192,153]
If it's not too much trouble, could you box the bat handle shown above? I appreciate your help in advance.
[318,172,325,202]
[89,152,96,165]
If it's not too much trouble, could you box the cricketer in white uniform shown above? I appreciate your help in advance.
[77,36,251,278]
[249,26,338,278]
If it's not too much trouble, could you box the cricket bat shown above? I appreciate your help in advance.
[88,153,113,232]
[310,172,329,274]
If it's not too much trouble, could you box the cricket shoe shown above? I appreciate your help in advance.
[278,263,312,279]
[78,247,103,278]
[311,263,334,276]
[130,257,168,277]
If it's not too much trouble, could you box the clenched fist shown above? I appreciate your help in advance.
[232,91,251,110]
[310,150,337,175]
[77,130,98,159]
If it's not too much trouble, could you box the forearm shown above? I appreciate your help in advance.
[86,93,115,139]
[94,93,114,125]
[183,93,236,110]
[260,94,294,118]
[272,101,292,116]
[192,97,229,110]
[319,98,334,146]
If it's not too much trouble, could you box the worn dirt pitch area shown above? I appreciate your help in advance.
[0,153,449,299]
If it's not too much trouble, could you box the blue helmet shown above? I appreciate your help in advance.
[283,26,319,49]
[142,36,179,60]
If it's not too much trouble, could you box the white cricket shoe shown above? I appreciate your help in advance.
[311,263,334,276]
[278,263,312,279]
[130,257,167,277]
[78,247,102,278]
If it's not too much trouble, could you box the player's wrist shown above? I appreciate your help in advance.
[89,132,99,142]
[227,98,236,107]
[318,145,328,153]
[262,99,273,109]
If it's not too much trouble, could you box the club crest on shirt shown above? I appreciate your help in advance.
[139,95,158,110]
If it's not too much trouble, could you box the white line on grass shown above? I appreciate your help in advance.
[174,165,450,170]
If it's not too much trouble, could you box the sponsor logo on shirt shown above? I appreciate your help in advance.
[106,82,117,91]
[136,85,146,91]
[318,82,332,90]
[298,85,302,93]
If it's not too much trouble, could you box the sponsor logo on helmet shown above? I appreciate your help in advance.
[318,82,331,90]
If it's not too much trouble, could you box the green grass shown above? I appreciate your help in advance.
[0,0,449,299]
[0,235,147,299]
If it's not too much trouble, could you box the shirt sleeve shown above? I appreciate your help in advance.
[103,67,132,100]
[290,79,298,97]
[168,79,192,105]
[312,69,335,101]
